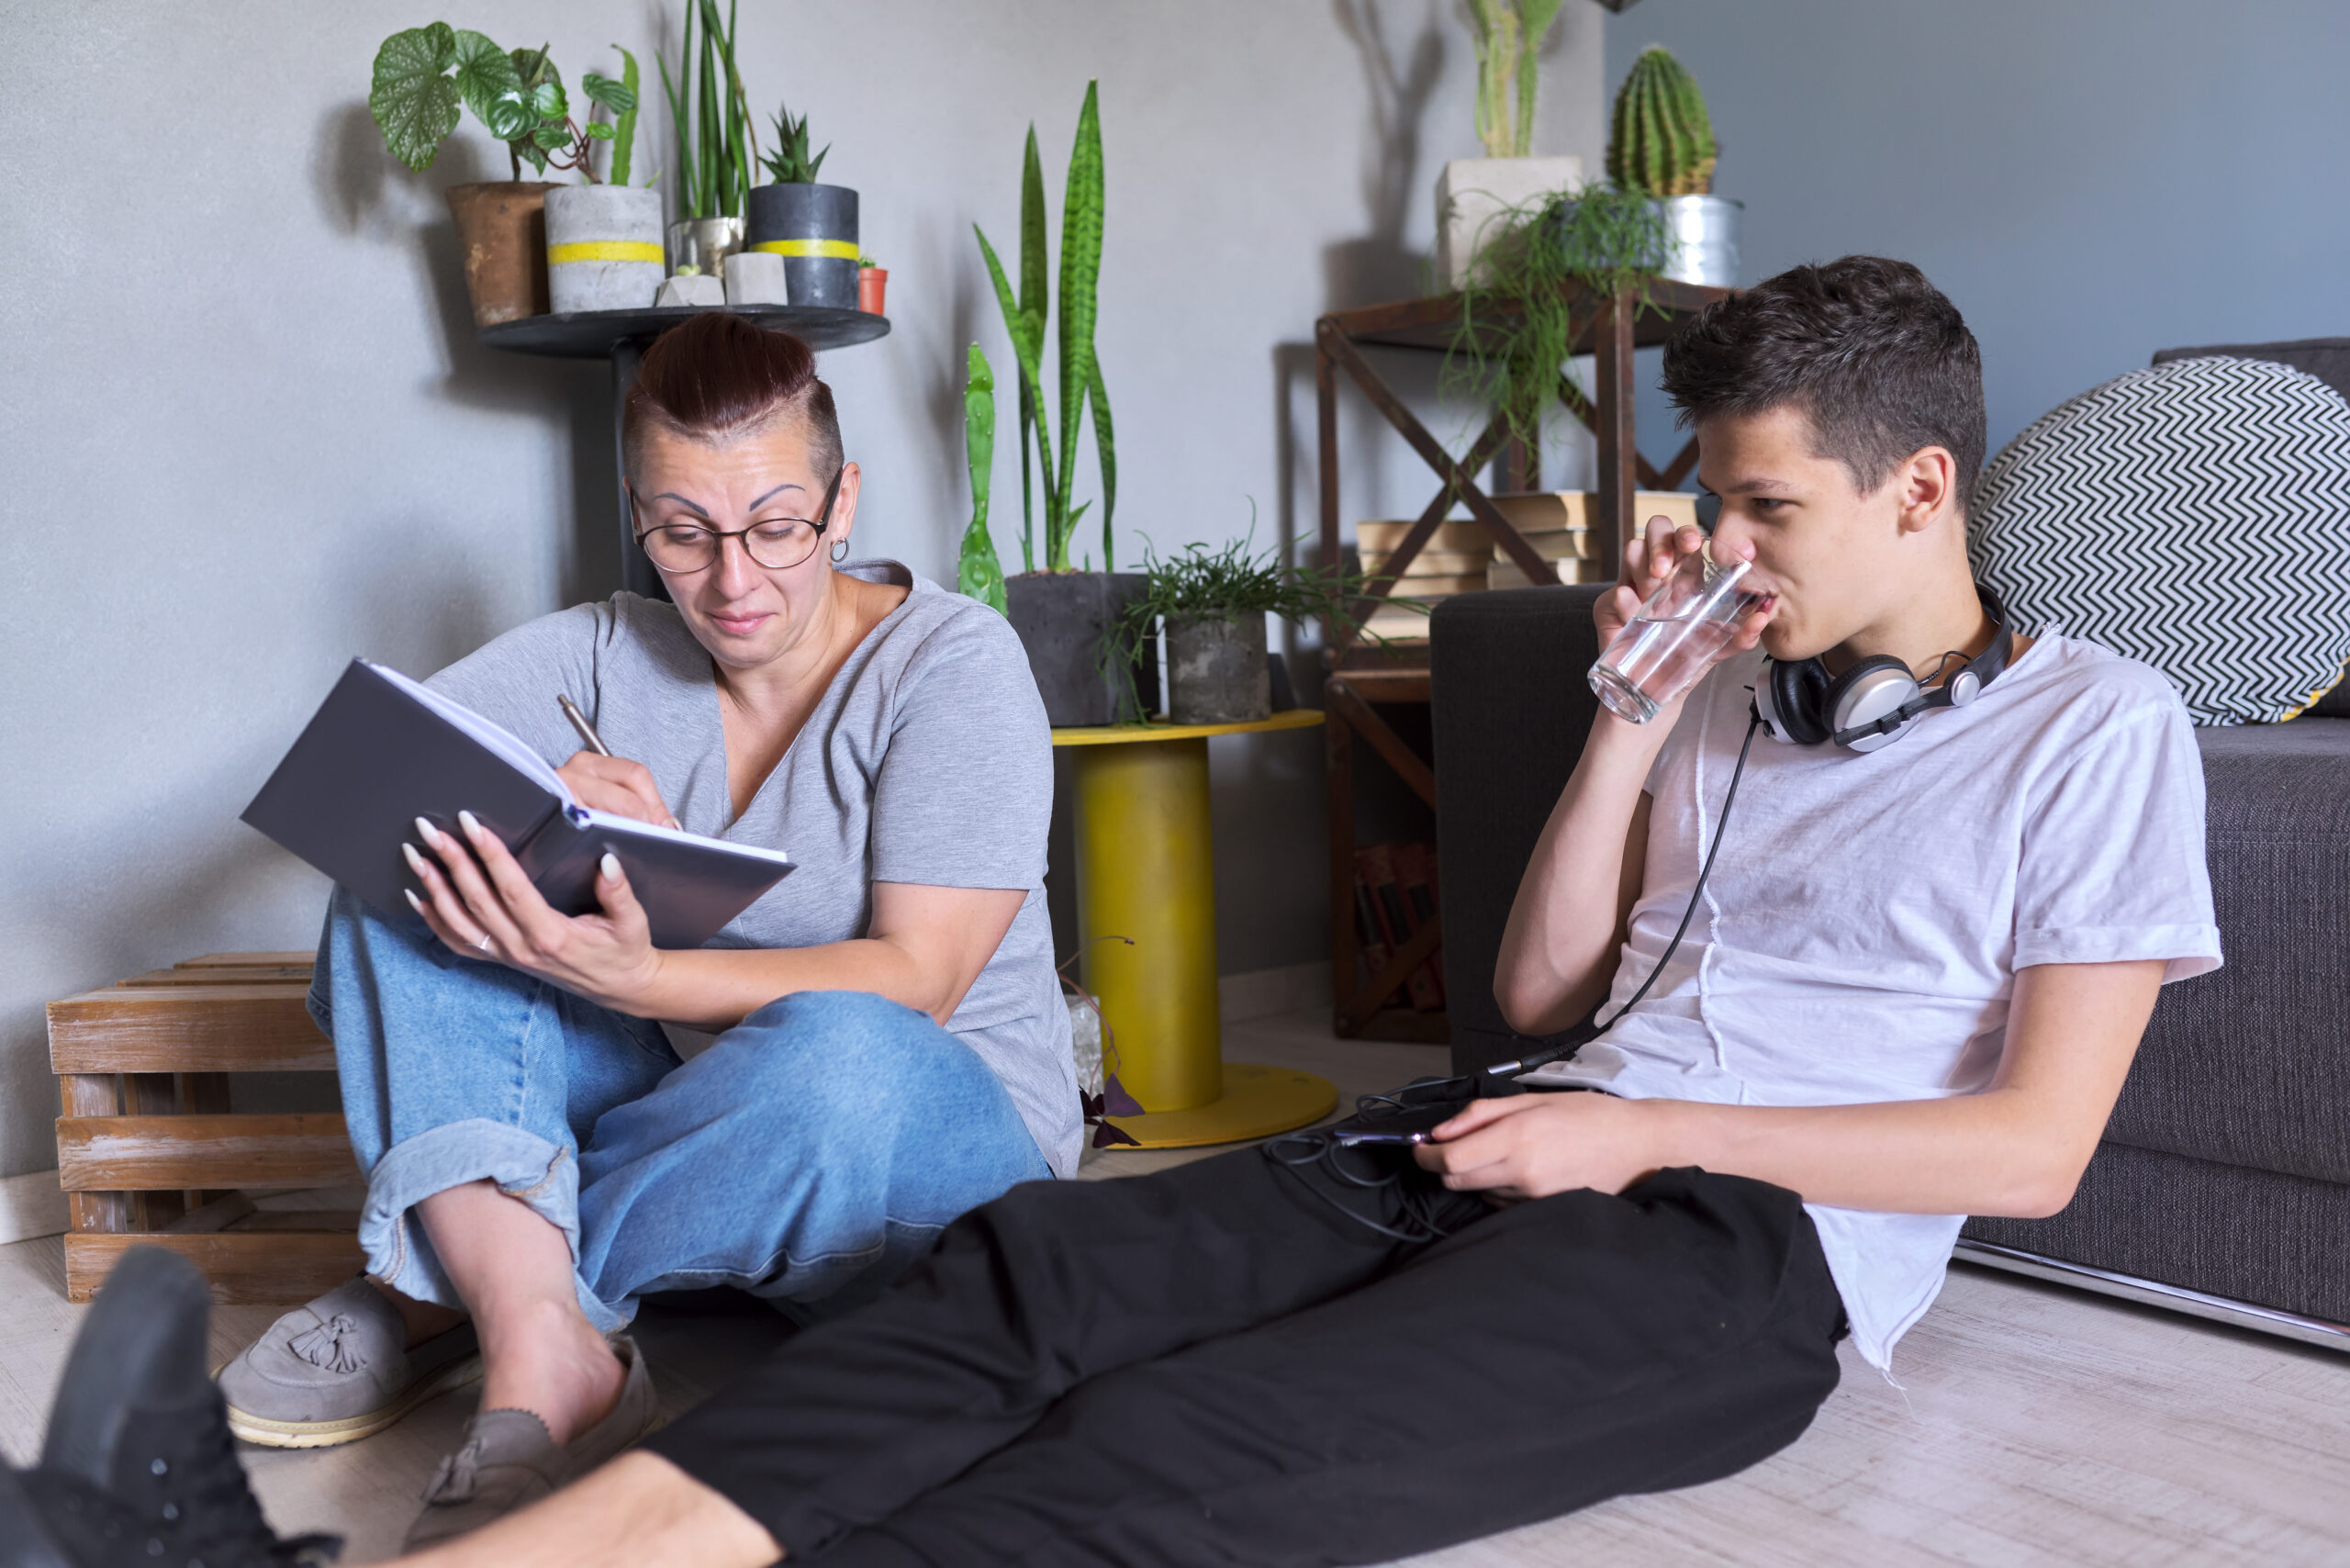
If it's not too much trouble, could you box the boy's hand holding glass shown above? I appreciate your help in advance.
[1590,514,1775,725]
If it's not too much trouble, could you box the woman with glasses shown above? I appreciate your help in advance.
[214,312,1076,1551]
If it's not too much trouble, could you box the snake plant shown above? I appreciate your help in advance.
[658,0,760,218]
[974,81,1115,574]
[959,345,1009,613]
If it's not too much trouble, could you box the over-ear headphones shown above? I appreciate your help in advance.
[1752,584,2013,754]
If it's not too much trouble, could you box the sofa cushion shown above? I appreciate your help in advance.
[1968,354,2350,725]
[2098,718,2350,1184]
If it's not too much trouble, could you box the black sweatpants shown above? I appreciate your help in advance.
[646,1136,1846,1567]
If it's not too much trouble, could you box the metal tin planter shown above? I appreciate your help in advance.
[445,182,556,325]
[1165,614,1270,725]
[544,185,665,313]
[746,183,860,309]
[666,216,745,284]
[1657,195,1741,288]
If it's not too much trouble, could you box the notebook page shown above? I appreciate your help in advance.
[573,805,795,867]
[366,661,574,803]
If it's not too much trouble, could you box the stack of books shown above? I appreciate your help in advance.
[1348,493,1700,641]
[1483,490,1700,589]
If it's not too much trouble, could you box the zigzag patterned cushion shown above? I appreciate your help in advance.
[1969,355,2350,725]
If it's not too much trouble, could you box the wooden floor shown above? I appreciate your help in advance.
[4,1008,2347,1564]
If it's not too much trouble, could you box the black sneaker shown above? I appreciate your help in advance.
[3,1247,338,1567]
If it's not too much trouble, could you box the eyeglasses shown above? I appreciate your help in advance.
[631,465,845,574]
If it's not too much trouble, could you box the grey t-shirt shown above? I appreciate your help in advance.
[427,560,1080,1177]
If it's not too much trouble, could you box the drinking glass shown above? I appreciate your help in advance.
[1588,548,1766,723]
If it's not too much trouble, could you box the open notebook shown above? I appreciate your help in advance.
[243,659,793,950]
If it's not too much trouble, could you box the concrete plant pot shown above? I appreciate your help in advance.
[544,185,665,313]
[1433,156,1583,294]
[445,181,556,324]
[1004,571,1156,727]
[746,183,860,309]
[1165,614,1270,726]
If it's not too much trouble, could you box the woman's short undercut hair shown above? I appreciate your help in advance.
[622,311,844,488]
[1661,255,1986,512]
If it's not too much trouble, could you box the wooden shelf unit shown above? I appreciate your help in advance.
[1315,278,1730,1039]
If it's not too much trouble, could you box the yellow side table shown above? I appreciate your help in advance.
[1053,709,1339,1148]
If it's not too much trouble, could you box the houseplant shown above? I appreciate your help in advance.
[1443,184,1670,466]
[658,0,759,283]
[1606,46,1738,286]
[858,253,888,316]
[958,344,1009,613]
[747,98,860,309]
[542,47,666,314]
[978,83,1136,726]
[1433,0,1580,293]
[1110,529,1415,725]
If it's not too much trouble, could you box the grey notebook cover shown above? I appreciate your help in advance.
[242,659,792,949]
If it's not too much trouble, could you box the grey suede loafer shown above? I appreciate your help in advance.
[402,1334,660,1551]
[217,1275,482,1448]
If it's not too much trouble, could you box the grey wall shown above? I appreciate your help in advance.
[0,0,1606,1179]
[1607,0,2350,474]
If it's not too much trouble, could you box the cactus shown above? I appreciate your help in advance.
[958,345,1008,614]
[1606,47,1718,198]
[1467,0,1567,159]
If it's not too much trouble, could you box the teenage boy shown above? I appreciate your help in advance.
[5,257,2219,1568]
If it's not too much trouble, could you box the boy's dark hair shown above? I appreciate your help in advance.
[1662,256,1986,512]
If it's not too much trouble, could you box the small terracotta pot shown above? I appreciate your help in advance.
[444,181,556,325]
[858,265,888,316]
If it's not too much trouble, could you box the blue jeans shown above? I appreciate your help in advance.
[310,890,1051,1334]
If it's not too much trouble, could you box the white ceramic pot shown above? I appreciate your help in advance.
[1434,155,1583,293]
[543,185,664,313]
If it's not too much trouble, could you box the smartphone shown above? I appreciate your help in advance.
[1333,1129,1429,1148]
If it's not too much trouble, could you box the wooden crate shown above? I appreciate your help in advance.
[48,954,362,1304]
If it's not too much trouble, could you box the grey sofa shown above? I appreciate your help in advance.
[1429,588,2350,1349]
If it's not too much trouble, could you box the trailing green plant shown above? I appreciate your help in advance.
[1442,185,1672,460]
[761,98,829,183]
[974,82,1115,575]
[659,0,761,219]
[958,344,1009,614]
[368,25,638,182]
[1466,0,1567,158]
[1607,46,1717,196]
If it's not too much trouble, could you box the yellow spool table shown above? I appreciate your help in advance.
[1053,710,1338,1148]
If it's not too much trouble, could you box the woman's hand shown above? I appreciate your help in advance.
[558,753,680,830]
[1411,1092,1667,1203]
[1597,513,1775,663]
[402,812,666,1013]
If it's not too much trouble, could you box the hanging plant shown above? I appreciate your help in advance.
[1441,185,1671,460]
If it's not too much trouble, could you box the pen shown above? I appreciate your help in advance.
[557,693,612,757]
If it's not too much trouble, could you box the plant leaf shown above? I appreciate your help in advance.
[1054,81,1104,570]
[583,73,636,113]
[1086,346,1116,571]
[532,120,572,152]
[447,29,528,140]
[513,139,548,174]
[976,224,1058,534]
[586,121,616,140]
[608,46,639,185]
[369,25,463,173]
[531,80,566,118]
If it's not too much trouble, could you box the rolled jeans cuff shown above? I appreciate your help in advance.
[359,1117,627,1334]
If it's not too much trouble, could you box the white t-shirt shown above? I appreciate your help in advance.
[1532,633,2221,1372]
